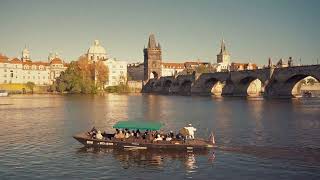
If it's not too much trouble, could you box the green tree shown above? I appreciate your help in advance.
[26,81,35,94]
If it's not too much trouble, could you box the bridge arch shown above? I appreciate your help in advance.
[163,79,173,93]
[179,80,192,95]
[204,78,225,96]
[285,75,319,97]
[232,76,264,97]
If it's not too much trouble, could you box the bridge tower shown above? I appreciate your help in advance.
[143,34,162,80]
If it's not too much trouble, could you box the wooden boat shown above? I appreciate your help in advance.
[73,121,215,151]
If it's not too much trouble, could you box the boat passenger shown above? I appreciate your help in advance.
[176,133,185,140]
[115,130,125,139]
[96,131,103,140]
[185,124,197,139]
[169,131,175,138]
[165,134,172,141]
[125,130,131,138]
[135,129,141,138]
[153,134,163,142]
[88,126,97,136]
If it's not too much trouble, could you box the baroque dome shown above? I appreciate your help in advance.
[87,40,106,55]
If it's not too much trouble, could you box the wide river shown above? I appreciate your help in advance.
[0,94,319,179]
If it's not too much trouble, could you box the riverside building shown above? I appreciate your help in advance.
[0,48,67,85]
[85,40,127,87]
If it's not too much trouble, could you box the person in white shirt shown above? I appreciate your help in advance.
[185,124,197,139]
[96,131,103,140]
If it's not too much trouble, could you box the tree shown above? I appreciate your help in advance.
[54,56,98,94]
[94,60,109,89]
[26,81,35,94]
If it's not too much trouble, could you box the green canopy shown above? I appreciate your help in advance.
[113,121,163,130]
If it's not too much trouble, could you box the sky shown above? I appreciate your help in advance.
[0,0,319,65]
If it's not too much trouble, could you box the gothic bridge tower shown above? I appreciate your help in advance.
[144,34,162,80]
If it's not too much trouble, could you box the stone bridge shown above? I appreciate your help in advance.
[142,65,320,98]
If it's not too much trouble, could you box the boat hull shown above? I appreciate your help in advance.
[73,133,214,151]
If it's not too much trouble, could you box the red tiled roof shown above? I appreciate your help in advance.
[10,58,22,64]
[50,58,63,64]
[162,62,185,69]
[0,54,9,63]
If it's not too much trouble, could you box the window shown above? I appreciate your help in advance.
[112,76,116,79]
[4,74,7,77]
[120,65,123,68]
[4,69,6,72]
[23,76,25,79]
[112,71,116,73]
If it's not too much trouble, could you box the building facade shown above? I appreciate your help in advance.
[230,62,257,71]
[127,62,144,80]
[0,49,67,85]
[161,62,185,77]
[143,34,162,80]
[103,58,127,87]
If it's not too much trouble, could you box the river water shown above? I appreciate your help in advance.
[0,94,319,179]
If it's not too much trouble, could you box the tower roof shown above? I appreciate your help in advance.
[219,39,228,55]
[147,34,160,49]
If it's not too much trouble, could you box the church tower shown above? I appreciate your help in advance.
[21,46,30,62]
[143,34,162,80]
[217,39,230,64]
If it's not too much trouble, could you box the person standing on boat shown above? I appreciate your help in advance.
[96,131,103,140]
[185,124,197,139]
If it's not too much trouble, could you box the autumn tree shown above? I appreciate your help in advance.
[26,81,35,93]
[94,60,109,90]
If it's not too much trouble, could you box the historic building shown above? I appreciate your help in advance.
[103,58,127,86]
[127,62,144,80]
[143,34,162,80]
[161,62,185,77]
[0,48,67,85]
[84,40,127,87]
[214,39,231,72]
[86,40,107,62]
[230,62,257,71]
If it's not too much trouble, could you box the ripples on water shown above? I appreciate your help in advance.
[0,94,319,179]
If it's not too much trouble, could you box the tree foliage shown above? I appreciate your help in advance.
[55,56,109,94]
[26,81,35,93]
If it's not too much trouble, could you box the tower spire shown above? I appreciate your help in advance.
[220,38,227,54]
[147,33,157,49]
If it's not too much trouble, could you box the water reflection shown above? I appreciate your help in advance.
[77,147,208,171]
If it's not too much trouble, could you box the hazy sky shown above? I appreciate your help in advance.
[0,0,319,65]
